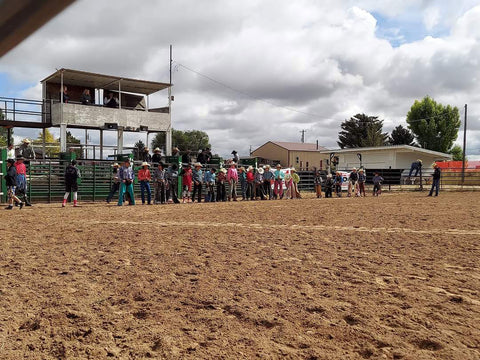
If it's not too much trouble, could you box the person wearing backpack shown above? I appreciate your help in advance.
[62,160,81,207]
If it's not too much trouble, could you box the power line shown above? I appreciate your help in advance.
[175,62,464,124]
[175,62,324,118]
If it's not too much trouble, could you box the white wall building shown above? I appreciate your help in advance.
[320,145,452,169]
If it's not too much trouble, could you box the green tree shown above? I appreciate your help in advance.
[151,129,211,154]
[389,125,415,146]
[0,109,10,146]
[66,131,82,159]
[406,96,460,153]
[33,129,60,158]
[337,114,388,148]
[134,140,146,160]
[449,144,465,162]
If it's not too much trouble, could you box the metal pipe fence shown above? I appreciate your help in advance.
[5,161,480,203]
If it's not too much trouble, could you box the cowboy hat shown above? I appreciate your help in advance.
[290,167,296,172]
[230,162,236,166]
[257,167,264,174]
[247,166,253,171]
[264,164,271,169]
[220,168,227,174]
[194,162,202,167]
[359,169,364,173]
[154,147,161,152]
[141,162,150,167]
[327,174,332,178]
[112,162,119,167]
[231,150,237,154]
[16,156,24,161]
[276,164,281,168]
[22,138,31,144]
[352,167,357,171]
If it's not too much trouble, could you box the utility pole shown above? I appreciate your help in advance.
[462,104,467,185]
[300,129,306,143]
[166,44,173,156]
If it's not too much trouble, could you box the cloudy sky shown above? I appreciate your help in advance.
[1,0,480,159]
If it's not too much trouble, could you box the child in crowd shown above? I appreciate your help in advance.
[273,164,284,199]
[358,168,366,197]
[227,162,238,201]
[255,167,265,200]
[192,162,203,203]
[313,170,323,198]
[284,169,293,199]
[166,163,180,203]
[138,162,152,205]
[348,167,358,197]
[204,167,216,202]
[216,168,227,202]
[325,174,334,198]
[5,159,23,210]
[106,163,120,203]
[153,162,166,204]
[62,160,81,207]
[292,168,301,199]
[14,156,32,206]
[372,172,384,196]
[334,171,343,197]
[238,166,247,200]
[246,166,255,200]
[181,164,193,203]
[263,165,274,200]
[118,159,135,206]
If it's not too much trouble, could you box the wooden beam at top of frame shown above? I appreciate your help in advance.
[0,120,51,129]
[0,0,76,58]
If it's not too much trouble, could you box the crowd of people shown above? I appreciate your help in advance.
[3,143,443,209]
[103,160,303,206]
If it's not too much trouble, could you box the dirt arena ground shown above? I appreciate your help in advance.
[0,192,479,359]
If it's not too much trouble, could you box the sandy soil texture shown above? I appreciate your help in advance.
[0,192,479,359]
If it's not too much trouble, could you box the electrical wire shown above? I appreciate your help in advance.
[175,62,324,118]
[174,61,465,124]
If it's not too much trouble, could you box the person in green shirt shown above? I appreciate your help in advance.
[291,168,301,199]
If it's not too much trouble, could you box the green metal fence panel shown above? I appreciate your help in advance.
[0,149,6,203]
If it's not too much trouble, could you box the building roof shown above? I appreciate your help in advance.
[255,141,327,152]
[319,145,452,159]
[41,68,171,95]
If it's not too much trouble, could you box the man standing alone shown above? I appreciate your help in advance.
[428,164,441,197]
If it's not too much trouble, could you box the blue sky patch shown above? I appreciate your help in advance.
[373,12,450,47]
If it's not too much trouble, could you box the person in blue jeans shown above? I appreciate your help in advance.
[118,159,135,206]
[428,164,441,196]
[106,163,120,203]
[408,159,422,177]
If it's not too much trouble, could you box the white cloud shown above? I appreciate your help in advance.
[423,6,440,30]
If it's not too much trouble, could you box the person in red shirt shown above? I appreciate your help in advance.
[181,164,193,203]
[137,162,152,204]
[246,166,255,200]
[14,156,32,206]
